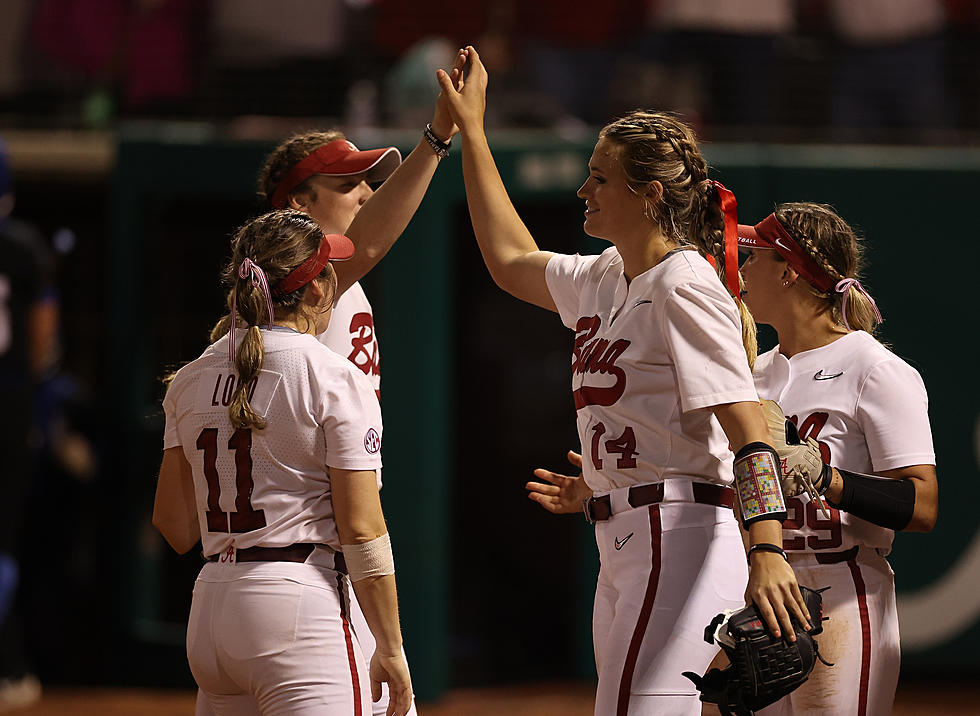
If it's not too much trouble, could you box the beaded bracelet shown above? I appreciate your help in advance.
[424,123,451,159]
[747,542,789,563]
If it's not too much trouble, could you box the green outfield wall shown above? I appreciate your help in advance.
[111,129,980,697]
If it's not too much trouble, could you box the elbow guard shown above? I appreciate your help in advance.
[734,442,787,526]
[828,468,916,531]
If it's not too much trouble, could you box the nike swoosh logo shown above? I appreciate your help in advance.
[774,238,791,252]
[615,532,634,550]
[632,300,652,309]
[814,369,844,380]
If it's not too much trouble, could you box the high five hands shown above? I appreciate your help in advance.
[430,48,468,142]
[435,46,488,135]
[526,451,593,514]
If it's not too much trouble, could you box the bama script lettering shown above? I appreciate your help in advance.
[572,315,631,409]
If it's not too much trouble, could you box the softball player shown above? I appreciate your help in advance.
[439,47,810,716]
[201,54,465,715]
[154,210,412,716]
[738,203,938,716]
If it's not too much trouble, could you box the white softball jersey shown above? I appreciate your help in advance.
[753,330,935,556]
[754,330,935,716]
[163,327,383,558]
[546,246,760,492]
[315,284,418,716]
[319,281,381,395]
[547,246,756,714]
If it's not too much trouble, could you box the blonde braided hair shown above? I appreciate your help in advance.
[600,110,757,365]
[774,203,881,336]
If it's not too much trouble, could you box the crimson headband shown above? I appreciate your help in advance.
[273,233,355,297]
[269,139,401,209]
[737,214,835,292]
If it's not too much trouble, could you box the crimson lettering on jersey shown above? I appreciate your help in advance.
[783,411,841,551]
[590,421,639,470]
[347,312,380,378]
[791,411,832,463]
[572,315,630,410]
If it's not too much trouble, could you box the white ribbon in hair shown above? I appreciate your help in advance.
[228,258,275,362]
[835,277,883,331]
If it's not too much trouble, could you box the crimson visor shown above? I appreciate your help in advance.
[273,233,355,297]
[270,139,402,209]
[737,214,835,292]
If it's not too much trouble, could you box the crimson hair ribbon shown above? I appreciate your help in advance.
[711,181,741,303]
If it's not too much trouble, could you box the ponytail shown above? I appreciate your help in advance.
[227,258,275,430]
[691,180,759,368]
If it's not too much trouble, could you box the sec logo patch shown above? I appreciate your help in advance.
[364,428,381,454]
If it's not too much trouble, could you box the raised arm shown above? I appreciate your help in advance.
[333,52,466,298]
[330,467,412,716]
[436,47,556,311]
[153,446,201,554]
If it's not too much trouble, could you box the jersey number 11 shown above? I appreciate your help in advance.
[196,427,267,533]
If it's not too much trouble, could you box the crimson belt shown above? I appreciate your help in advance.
[584,482,735,523]
[206,543,347,573]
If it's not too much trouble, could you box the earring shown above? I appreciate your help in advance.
[781,281,790,287]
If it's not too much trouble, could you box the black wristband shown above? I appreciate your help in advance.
[828,467,916,531]
[748,543,789,563]
[815,463,834,495]
[423,123,451,159]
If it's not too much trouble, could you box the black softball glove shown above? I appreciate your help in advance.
[682,586,832,716]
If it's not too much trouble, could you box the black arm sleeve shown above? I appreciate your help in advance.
[827,468,916,531]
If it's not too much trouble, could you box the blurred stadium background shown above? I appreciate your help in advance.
[1,0,979,713]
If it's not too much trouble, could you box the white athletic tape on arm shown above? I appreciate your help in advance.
[342,532,395,582]
[734,442,788,525]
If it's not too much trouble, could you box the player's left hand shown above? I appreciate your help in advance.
[370,650,413,716]
[431,48,466,142]
[745,551,812,641]
[526,451,592,514]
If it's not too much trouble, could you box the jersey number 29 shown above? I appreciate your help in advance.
[196,427,267,533]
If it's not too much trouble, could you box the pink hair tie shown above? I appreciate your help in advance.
[228,258,276,362]
[835,278,883,331]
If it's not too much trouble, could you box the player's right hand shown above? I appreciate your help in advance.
[435,45,488,134]
[370,650,413,716]
[526,450,592,514]
[745,551,812,641]
[431,48,466,142]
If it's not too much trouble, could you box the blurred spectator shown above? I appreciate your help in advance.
[0,1,31,103]
[0,139,56,709]
[821,0,954,141]
[518,0,647,127]
[201,0,354,118]
[632,0,794,134]
[29,0,206,123]
[945,0,980,132]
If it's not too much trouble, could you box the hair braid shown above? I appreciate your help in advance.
[214,210,336,429]
[600,110,756,365]
[775,203,882,336]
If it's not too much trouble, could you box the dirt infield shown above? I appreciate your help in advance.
[4,680,980,715]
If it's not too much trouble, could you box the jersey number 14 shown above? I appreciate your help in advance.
[196,427,267,533]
